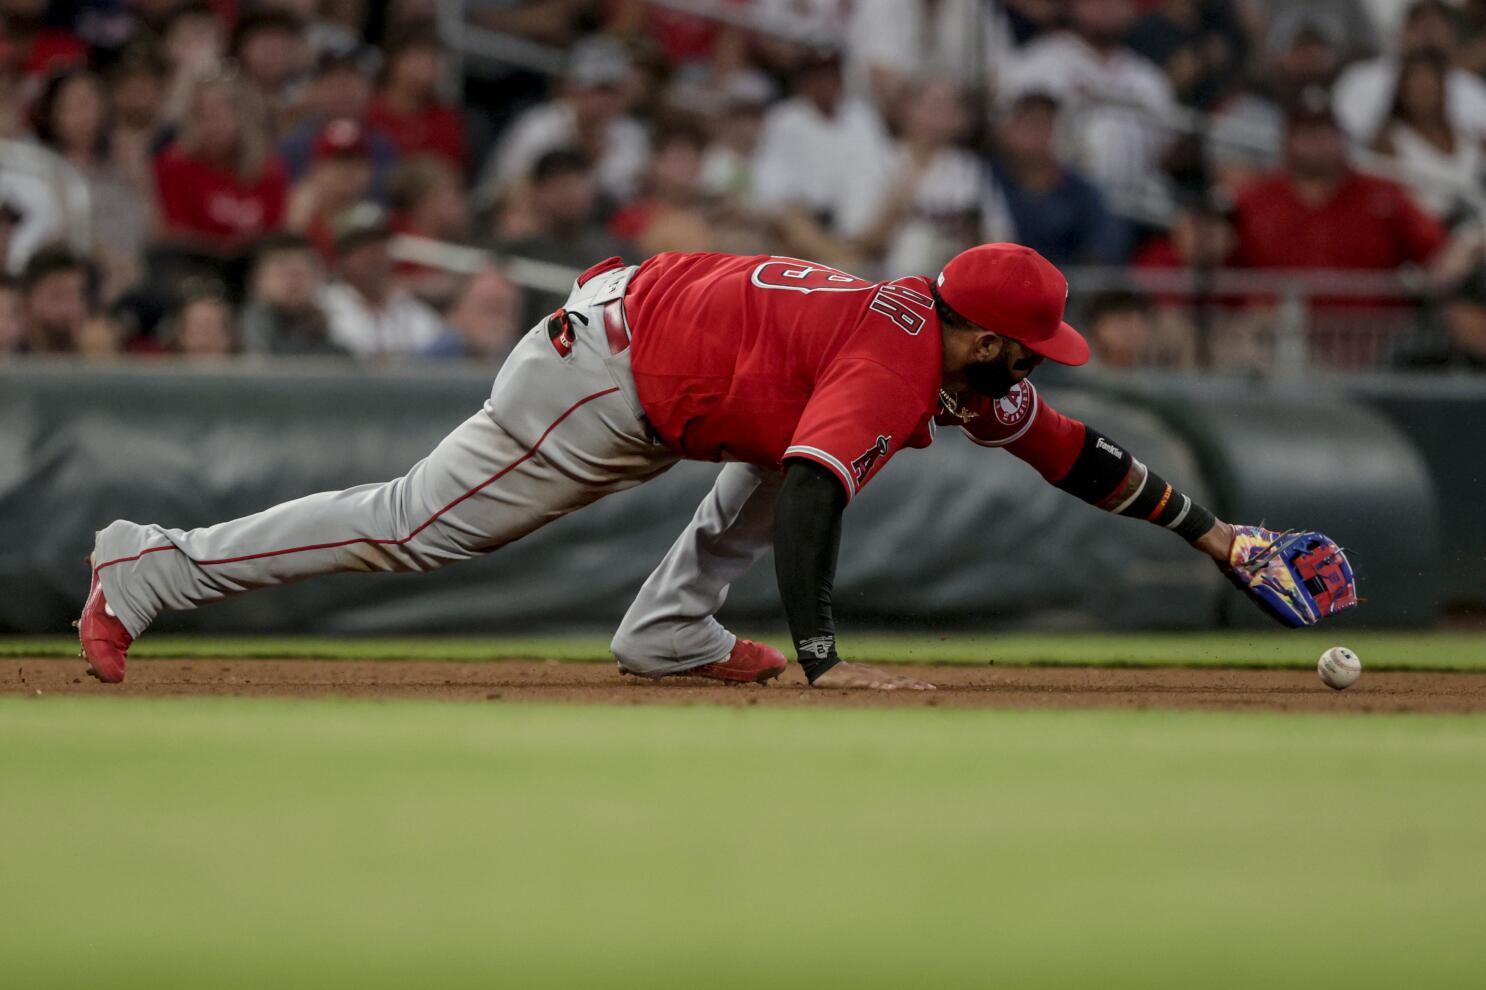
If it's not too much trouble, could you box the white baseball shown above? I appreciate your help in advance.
[1318,647,1362,690]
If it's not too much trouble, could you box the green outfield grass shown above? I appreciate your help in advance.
[2,697,1484,989]
[5,629,1486,670]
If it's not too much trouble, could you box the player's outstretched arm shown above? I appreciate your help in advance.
[773,460,934,691]
[1001,401,1356,626]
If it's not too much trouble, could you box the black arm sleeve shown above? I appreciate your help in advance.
[773,459,848,683]
[1057,426,1217,543]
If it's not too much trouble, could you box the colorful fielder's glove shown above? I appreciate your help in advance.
[1223,526,1358,627]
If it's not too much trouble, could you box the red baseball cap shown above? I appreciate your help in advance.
[312,118,370,161]
[936,243,1090,366]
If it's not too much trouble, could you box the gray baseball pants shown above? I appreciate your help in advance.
[91,267,776,675]
[610,462,784,674]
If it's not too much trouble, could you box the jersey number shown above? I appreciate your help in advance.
[750,259,873,293]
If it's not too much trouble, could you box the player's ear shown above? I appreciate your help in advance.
[976,332,1004,362]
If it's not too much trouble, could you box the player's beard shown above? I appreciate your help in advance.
[963,355,1021,399]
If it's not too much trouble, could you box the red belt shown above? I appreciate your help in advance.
[602,298,630,355]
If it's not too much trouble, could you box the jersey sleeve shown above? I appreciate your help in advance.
[959,381,1087,484]
[785,357,932,502]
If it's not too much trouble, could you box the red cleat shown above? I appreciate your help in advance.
[76,569,132,683]
[677,639,788,684]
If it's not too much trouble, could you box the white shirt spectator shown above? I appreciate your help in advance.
[999,31,1177,223]
[1334,58,1486,143]
[750,96,895,239]
[1379,122,1485,218]
[321,283,444,357]
[482,101,649,202]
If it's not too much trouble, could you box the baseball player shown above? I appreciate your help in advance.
[78,245,1356,688]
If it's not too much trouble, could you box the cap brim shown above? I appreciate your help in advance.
[1021,321,1090,366]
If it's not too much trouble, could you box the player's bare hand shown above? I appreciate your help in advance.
[810,662,935,691]
[1192,518,1236,565]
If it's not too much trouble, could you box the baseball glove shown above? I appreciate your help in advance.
[1223,525,1358,627]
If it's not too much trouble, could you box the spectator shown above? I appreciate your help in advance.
[607,127,713,257]
[105,48,167,213]
[984,92,1132,266]
[999,0,1178,223]
[664,22,777,121]
[1232,93,1448,272]
[238,232,346,357]
[1085,290,1159,369]
[423,267,525,360]
[389,155,471,244]
[165,290,237,357]
[495,148,629,268]
[388,154,473,305]
[1334,0,1486,144]
[494,149,629,325]
[696,73,773,203]
[158,2,228,127]
[321,204,443,356]
[19,245,95,354]
[366,27,467,170]
[31,68,152,299]
[1135,201,1238,273]
[286,118,377,261]
[483,35,649,204]
[1126,0,1248,109]
[1371,52,1485,223]
[1207,15,1342,192]
[1234,91,1452,366]
[852,77,984,276]
[230,10,314,130]
[844,0,1015,111]
[154,72,289,256]
[279,48,399,192]
[749,49,894,268]
[1131,201,1257,367]
[0,274,22,354]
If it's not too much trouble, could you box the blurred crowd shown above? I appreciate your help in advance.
[2,0,1486,371]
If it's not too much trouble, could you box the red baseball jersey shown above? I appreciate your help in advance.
[626,253,944,500]
[624,252,1091,499]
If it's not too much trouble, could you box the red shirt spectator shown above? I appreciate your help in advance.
[1233,169,1446,270]
[366,29,466,168]
[156,147,288,248]
[1232,96,1446,271]
[1231,92,1447,365]
[155,74,288,252]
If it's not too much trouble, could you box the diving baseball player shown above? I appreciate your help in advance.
[78,245,1356,689]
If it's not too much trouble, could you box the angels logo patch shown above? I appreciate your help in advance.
[851,435,892,483]
[992,381,1034,427]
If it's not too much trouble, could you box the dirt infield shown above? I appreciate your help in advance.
[7,657,1486,713]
